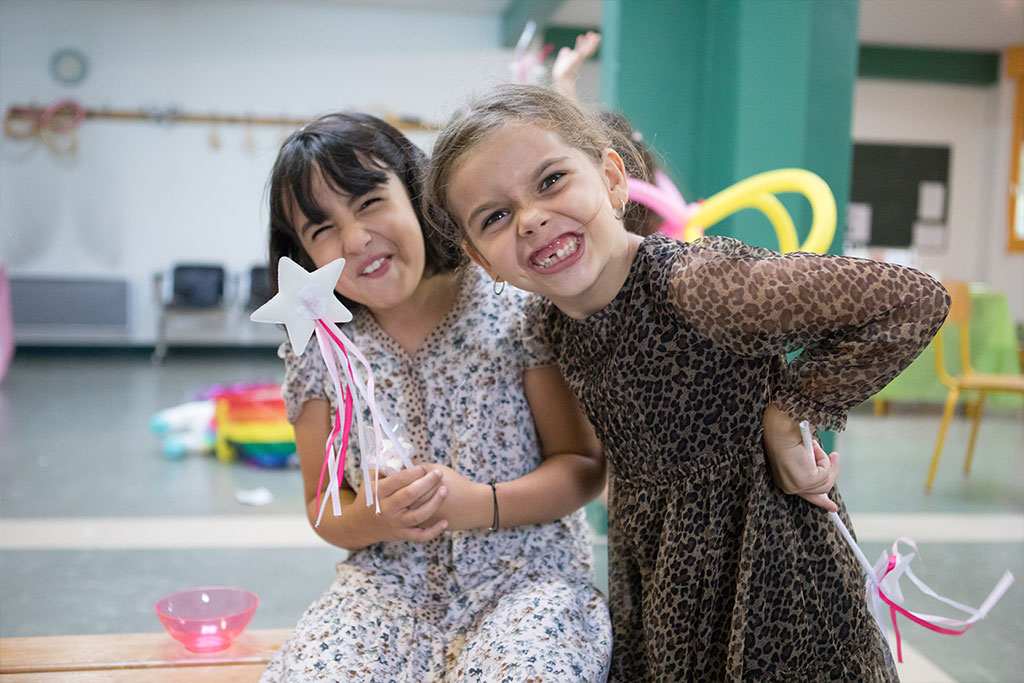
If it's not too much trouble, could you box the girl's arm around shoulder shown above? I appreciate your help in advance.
[672,238,951,430]
[293,399,449,550]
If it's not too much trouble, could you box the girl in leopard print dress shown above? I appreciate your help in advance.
[427,84,950,682]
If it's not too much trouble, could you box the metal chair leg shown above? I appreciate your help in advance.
[926,387,959,493]
[963,391,986,475]
[152,309,168,364]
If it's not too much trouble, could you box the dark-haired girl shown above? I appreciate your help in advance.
[260,113,612,682]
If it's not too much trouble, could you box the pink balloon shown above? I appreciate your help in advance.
[655,170,687,208]
[627,177,702,241]
[628,178,682,223]
[0,267,11,385]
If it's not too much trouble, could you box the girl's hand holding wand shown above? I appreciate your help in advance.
[762,404,839,512]
[417,463,493,532]
[348,466,450,543]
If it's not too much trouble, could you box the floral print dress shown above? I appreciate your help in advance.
[261,267,611,683]
[526,234,950,682]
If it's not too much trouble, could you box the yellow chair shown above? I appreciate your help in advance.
[925,282,1024,492]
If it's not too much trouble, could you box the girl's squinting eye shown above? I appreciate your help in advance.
[540,172,565,191]
[482,210,509,229]
[359,196,382,211]
[310,224,333,240]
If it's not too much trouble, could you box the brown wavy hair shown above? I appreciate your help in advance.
[424,84,654,243]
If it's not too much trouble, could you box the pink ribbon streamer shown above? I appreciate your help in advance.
[514,43,552,84]
[873,541,1014,662]
[311,317,415,522]
[0,266,12,384]
[312,326,354,520]
[797,422,1014,663]
[511,21,553,85]
[878,555,968,662]
[313,325,351,522]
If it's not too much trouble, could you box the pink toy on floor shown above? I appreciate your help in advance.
[0,266,13,385]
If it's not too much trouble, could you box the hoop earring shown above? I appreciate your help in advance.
[492,279,506,295]
[613,200,626,221]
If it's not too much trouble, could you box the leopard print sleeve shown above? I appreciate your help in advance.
[670,236,950,431]
[521,293,561,369]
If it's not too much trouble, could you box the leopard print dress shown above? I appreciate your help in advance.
[526,234,950,682]
[262,267,611,682]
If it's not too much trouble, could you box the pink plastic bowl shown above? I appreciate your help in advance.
[155,586,258,652]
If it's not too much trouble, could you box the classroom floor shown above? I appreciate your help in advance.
[1,348,1021,682]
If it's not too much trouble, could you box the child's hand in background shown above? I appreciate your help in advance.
[351,466,449,542]
[418,463,491,531]
[762,404,839,512]
[552,31,601,100]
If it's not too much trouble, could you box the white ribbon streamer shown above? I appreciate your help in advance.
[797,420,1014,657]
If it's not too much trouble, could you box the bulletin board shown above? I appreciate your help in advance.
[848,143,951,249]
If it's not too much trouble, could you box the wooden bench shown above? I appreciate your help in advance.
[0,628,291,682]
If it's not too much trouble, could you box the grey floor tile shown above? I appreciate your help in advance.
[839,407,1024,514]
[1,547,343,638]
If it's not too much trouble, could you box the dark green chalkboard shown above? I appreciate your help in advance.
[850,143,950,248]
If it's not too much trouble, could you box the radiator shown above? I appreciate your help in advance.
[10,277,129,329]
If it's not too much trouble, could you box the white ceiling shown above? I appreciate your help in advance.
[859,0,1023,50]
[335,0,1023,51]
[550,0,602,26]
[329,0,508,14]
[549,0,1023,52]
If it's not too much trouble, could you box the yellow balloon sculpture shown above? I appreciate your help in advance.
[627,168,837,254]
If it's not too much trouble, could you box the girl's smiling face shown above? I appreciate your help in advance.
[448,124,633,318]
[288,167,426,313]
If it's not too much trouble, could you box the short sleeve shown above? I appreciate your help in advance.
[520,293,560,369]
[278,338,332,424]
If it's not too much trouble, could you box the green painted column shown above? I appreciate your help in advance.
[602,0,708,200]
[603,0,859,254]
[603,0,860,451]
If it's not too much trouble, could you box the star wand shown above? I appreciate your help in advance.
[250,257,415,526]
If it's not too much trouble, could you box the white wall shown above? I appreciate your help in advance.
[10,0,1013,344]
[0,0,527,344]
[987,72,1024,324]
[852,76,1024,322]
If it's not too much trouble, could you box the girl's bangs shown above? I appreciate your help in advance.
[285,140,389,227]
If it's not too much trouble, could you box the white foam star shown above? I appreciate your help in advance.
[250,257,352,355]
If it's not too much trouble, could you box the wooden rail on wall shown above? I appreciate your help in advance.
[3,99,436,156]
[18,105,434,131]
